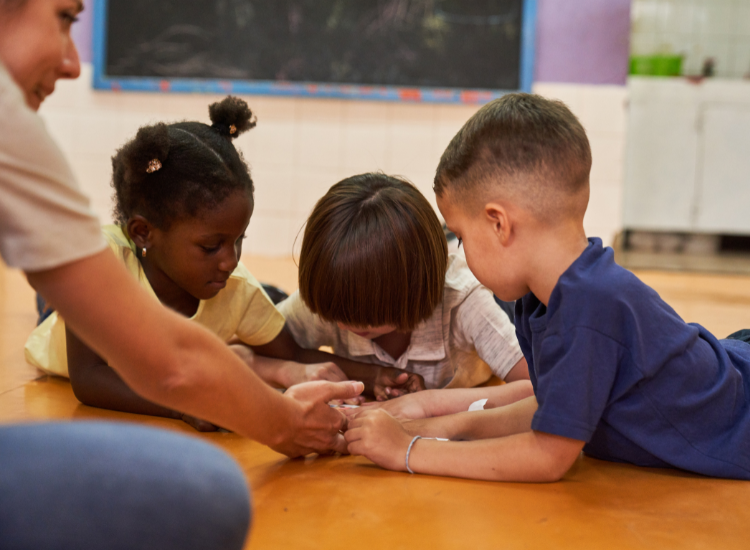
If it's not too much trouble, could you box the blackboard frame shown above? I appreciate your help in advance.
[92,0,537,104]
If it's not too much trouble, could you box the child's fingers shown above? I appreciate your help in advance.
[329,432,349,454]
[373,385,387,401]
[346,409,380,430]
[344,426,363,447]
[407,373,426,392]
[347,439,367,457]
[347,403,380,420]
[341,406,362,418]
[394,372,409,384]
[346,416,364,431]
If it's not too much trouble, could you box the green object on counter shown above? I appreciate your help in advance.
[629,55,683,76]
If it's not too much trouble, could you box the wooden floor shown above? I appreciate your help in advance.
[1,257,749,550]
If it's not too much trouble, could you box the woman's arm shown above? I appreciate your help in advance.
[345,408,583,482]
[27,249,363,456]
[67,327,217,431]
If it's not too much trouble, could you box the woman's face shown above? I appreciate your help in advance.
[0,0,83,110]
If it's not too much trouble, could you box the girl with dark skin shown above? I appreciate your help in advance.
[62,97,424,430]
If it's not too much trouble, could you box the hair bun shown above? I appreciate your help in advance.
[118,123,170,184]
[209,96,257,139]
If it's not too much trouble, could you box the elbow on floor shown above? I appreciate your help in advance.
[537,452,579,483]
[69,376,97,407]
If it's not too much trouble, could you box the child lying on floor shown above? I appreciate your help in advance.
[345,93,750,481]
[275,173,532,401]
[24,97,417,430]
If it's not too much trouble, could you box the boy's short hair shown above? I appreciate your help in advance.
[434,93,592,218]
[299,173,448,331]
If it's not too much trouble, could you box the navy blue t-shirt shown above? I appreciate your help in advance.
[515,238,750,479]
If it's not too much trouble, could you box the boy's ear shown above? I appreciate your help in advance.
[126,215,154,249]
[484,202,511,244]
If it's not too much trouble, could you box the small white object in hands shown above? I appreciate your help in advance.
[468,398,488,412]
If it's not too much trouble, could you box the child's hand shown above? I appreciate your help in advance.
[302,362,348,383]
[345,409,413,471]
[373,368,425,401]
[297,363,364,405]
[180,413,220,432]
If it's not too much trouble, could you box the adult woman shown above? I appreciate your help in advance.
[0,1,362,548]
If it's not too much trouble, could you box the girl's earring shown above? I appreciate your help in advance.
[142,247,147,258]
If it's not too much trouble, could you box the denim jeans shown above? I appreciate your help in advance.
[0,422,251,550]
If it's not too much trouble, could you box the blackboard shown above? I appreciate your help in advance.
[93,0,536,104]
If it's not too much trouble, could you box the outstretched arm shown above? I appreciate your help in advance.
[28,249,363,456]
[229,339,350,388]
[345,408,583,482]
[351,378,534,420]
[251,327,425,400]
[67,326,218,431]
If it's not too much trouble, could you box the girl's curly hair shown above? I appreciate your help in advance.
[111,95,257,228]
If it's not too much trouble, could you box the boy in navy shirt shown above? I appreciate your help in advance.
[345,93,750,481]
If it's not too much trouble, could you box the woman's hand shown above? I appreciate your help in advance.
[272,380,364,457]
[293,363,366,405]
[345,409,413,471]
[373,368,425,401]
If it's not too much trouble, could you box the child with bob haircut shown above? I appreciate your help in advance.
[346,93,750,481]
[279,172,532,405]
[25,97,416,429]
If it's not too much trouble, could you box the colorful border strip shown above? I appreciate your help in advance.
[93,0,537,104]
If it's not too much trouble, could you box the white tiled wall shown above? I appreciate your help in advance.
[39,64,627,257]
[631,0,750,78]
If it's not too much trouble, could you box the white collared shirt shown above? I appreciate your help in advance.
[279,254,523,388]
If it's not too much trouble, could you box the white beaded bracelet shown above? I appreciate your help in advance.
[405,435,422,474]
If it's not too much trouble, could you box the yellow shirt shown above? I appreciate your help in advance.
[25,225,285,377]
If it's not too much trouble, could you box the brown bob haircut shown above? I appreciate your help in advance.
[434,93,591,218]
[299,173,448,332]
